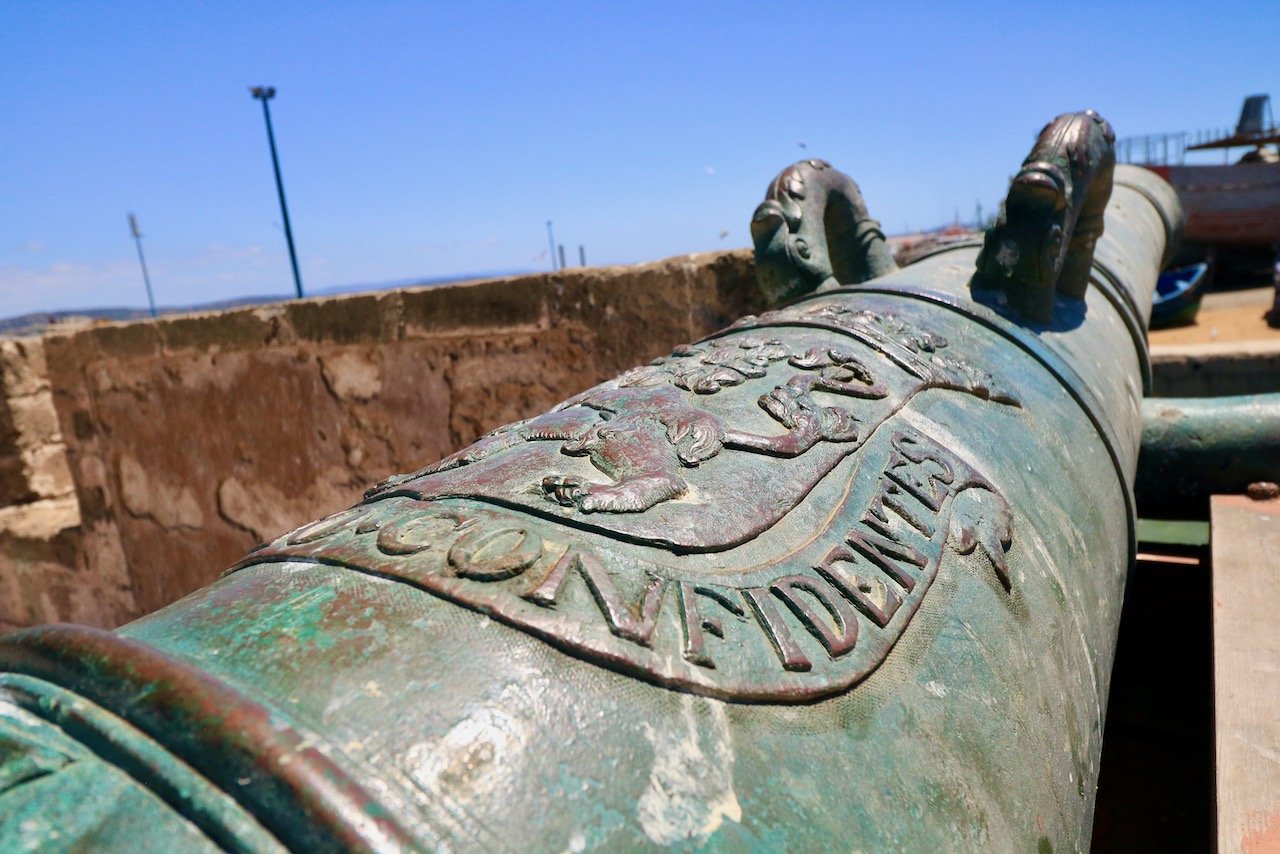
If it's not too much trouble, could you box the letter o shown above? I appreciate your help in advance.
[448,527,542,581]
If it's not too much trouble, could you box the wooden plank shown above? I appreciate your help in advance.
[1212,494,1280,853]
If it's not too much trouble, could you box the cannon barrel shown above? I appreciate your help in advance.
[0,116,1184,850]
[1136,393,1280,518]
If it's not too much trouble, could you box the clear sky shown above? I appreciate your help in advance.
[1,1,1276,318]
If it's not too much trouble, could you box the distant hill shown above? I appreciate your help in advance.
[0,269,540,338]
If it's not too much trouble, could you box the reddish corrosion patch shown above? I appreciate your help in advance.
[1243,806,1280,854]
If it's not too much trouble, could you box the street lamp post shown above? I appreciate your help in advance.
[127,213,157,317]
[249,85,304,299]
[545,220,558,271]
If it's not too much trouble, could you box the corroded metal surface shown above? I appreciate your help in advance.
[1137,393,1280,519]
[0,625,411,851]
[751,158,897,302]
[0,113,1184,850]
[242,304,1022,703]
[975,110,1116,322]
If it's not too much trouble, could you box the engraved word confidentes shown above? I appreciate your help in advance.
[240,426,1012,702]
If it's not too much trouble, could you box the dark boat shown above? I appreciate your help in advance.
[1151,262,1211,329]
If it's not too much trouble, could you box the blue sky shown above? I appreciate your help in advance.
[1,1,1276,317]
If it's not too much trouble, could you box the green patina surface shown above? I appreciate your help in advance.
[1137,393,1280,520]
[0,113,1192,850]
[0,674,282,852]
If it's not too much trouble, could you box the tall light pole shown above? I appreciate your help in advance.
[128,213,157,317]
[249,85,304,299]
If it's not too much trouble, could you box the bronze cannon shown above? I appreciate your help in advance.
[0,113,1186,850]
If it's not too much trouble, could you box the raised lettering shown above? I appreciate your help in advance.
[447,526,542,581]
[522,548,575,606]
[815,546,904,628]
[869,476,936,537]
[585,566,667,647]
[744,587,812,672]
[887,431,956,511]
[376,513,471,556]
[286,506,372,546]
[770,574,860,658]
[678,583,746,669]
[521,549,666,647]
[845,524,928,592]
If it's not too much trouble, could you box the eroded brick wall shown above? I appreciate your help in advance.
[0,338,111,631]
[0,250,759,628]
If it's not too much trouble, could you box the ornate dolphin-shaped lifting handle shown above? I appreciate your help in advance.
[973,110,1116,323]
[751,159,899,305]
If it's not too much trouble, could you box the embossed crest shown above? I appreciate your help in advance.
[363,297,1016,550]
[239,297,1019,701]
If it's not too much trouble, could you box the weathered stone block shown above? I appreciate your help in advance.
[0,496,136,631]
[158,307,277,354]
[6,391,61,449]
[545,256,718,374]
[690,249,762,333]
[0,250,757,628]
[83,321,162,360]
[0,339,48,397]
[0,495,79,541]
[288,292,401,344]
[22,444,73,499]
[356,342,454,480]
[0,456,32,505]
[402,276,547,336]
[116,453,205,530]
[447,329,594,445]
[319,350,382,402]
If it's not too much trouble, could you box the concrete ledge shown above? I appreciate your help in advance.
[1151,339,1280,397]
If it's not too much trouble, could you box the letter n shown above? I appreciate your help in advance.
[522,549,665,647]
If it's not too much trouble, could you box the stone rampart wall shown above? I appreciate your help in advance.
[0,250,760,629]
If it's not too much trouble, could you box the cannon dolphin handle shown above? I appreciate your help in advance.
[0,113,1185,851]
[751,158,898,303]
[973,110,1117,323]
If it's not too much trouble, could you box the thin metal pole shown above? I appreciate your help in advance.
[545,220,558,271]
[252,87,304,299]
[578,245,586,267]
[558,244,565,270]
[128,213,157,317]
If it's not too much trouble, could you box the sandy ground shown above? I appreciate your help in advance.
[1148,285,1279,346]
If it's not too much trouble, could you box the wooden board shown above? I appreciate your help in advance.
[1212,494,1280,853]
